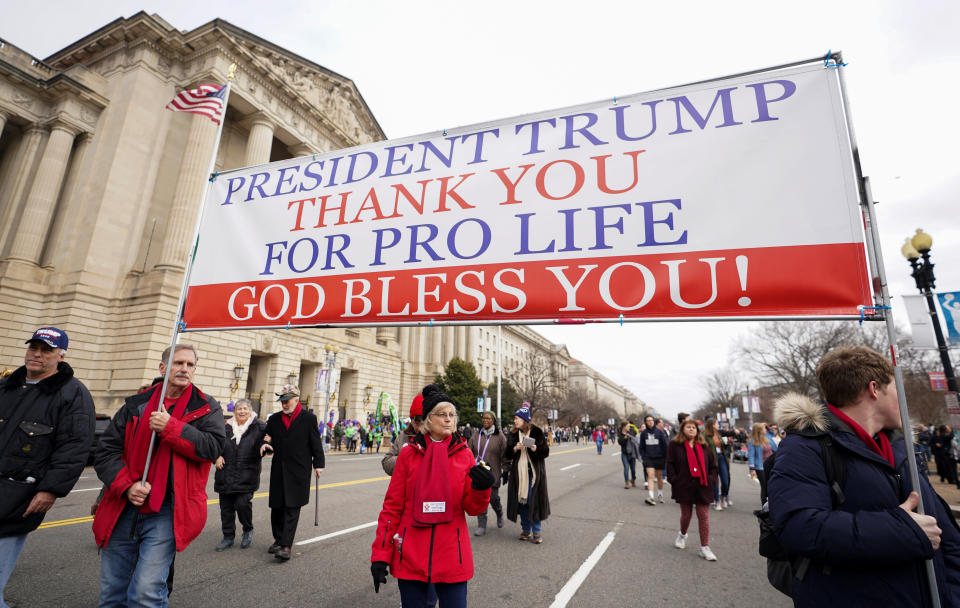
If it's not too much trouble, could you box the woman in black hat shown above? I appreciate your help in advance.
[504,403,550,544]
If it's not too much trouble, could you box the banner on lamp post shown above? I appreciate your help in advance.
[937,292,960,345]
[183,61,871,330]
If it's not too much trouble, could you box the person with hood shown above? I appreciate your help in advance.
[666,416,719,561]
[370,385,494,608]
[468,410,508,535]
[768,346,960,606]
[0,327,94,608]
[505,403,551,544]
[94,344,225,606]
[214,398,267,551]
[639,415,669,505]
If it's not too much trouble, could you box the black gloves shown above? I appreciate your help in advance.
[469,464,496,491]
[502,470,510,485]
[371,561,388,593]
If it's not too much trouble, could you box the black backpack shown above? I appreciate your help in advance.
[755,434,846,597]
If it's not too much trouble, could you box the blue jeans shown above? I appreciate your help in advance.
[0,534,28,608]
[398,579,463,608]
[595,439,603,454]
[518,478,542,535]
[713,456,730,501]
[99,502,175,608]
[621,453,637,483]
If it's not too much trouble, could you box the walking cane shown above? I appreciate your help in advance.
[314,477,319,526]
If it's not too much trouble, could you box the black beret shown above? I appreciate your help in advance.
[421,384,455,417]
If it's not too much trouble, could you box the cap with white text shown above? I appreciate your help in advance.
[26,327,68,350]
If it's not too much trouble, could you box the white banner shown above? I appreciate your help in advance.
[903,295,938,349]
[184,61,870,329]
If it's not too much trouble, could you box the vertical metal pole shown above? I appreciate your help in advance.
[497,325,502,422]
[746,384,754,427]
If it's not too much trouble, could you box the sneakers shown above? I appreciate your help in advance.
[624,481,631,490]
[657,494,664,503]
[721,497,730,508]
[268,542,281,554]
[215,537,234,551]
[674,532,687,550]
[630,479,637,487]
[240,530,253,548]
[531,533,543,544]
[699,546,718,561]
[713,501,723,511]
[644,497,656,506]
[275,546,292,561]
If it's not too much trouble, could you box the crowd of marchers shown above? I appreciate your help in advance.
[4,327,960,607]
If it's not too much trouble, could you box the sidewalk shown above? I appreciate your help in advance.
[927,474,960,515]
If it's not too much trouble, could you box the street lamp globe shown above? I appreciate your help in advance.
[900,237,920,260]
[911,228,933,253]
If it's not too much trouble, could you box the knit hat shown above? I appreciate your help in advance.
[409,394,424,418]
[514,402,531,423]
[421,384,454,417]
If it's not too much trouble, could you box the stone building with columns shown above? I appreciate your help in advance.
[0,13,642,422]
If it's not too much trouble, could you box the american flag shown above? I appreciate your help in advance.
[165,84,227,124]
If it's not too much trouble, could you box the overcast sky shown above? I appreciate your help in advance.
[4,1,959,419]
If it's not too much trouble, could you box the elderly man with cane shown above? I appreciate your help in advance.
[260,386,325,561]
[93,344,224,607]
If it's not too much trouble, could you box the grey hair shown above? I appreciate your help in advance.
[421,402,458,434]
[234,398,253,410]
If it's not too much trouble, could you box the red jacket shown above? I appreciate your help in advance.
[93,384,225,551]
[371,433,490,583]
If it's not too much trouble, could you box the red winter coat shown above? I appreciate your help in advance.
[371,433,490,583]
[93,384,225,551]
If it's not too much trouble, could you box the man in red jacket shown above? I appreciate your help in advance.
[93,344,225,607]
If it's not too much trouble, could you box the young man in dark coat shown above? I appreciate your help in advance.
[0,327,94,607]
[769,346,960,606]
[214,398,267,550]
[261,386,324,561]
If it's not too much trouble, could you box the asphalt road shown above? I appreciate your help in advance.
[6,443,790,607]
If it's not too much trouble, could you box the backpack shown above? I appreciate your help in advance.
[755,434,846,597]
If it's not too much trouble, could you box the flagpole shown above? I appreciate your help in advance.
[142,66,237,482]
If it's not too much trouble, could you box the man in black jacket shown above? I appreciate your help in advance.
[261,386,324,561]
[0,327,94,607]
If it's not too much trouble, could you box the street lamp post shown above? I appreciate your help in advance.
[902,229,959,393]
[746,384,754,427]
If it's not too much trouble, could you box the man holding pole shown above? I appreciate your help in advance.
[768,346,960,605]
[93,344,224,607]
[260,386,324,561]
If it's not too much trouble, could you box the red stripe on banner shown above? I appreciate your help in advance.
[182,243,872,329]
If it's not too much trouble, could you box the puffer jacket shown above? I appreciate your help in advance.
[214,416,267,494]
[371,433,490,583]
[768,393,960,607]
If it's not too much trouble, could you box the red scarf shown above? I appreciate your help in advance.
[412,435,454,526]
[282,403,302,430]
[685,441,709,487]
[827,404,895,467]
[128,385,193,513]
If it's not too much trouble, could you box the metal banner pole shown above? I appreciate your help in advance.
[142,70,235,482]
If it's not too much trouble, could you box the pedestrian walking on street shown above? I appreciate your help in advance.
[617,422,639,489]
[505,404,551,544]
[382,396,425,476]
[1,327,94,608]
[260,386,325,561]
[214,399,267,551]
[93,344,225,606]
[639,415,668,505]
[747,422,772,498]
[592,426,605,455]
[666,417,719,561]
[704,418,733,510]
[468,410,507,535]
[370,385,494,608]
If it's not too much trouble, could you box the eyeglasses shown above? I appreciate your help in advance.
[430,411,457,419]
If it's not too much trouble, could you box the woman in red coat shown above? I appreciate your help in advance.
[665,418,719,562]
[371,385,494,607]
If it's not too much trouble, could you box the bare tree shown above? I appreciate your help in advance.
[505,351,560,411]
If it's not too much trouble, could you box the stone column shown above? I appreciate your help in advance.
[0,112,7,142]
[0,125,45,249]
[442,327,454,364]
[243,113,275,166]
[431,327,443,367]
[457,326,468,360]
[7,122,77,264]
[466,326,475,364]
[156,113,219,270]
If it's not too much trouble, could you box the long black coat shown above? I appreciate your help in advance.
[665,440,718,505]
[215,418,267,494]
[505,424,550,522]
[264,409,325,508]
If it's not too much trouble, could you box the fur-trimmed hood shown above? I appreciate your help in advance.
[774,392,830,434]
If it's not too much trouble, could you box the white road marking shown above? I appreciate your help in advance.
[609,451,621,457]
[69,487,103,493]
[559,464,582,471]
[295,521,377,546]
[550,522,623,608]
